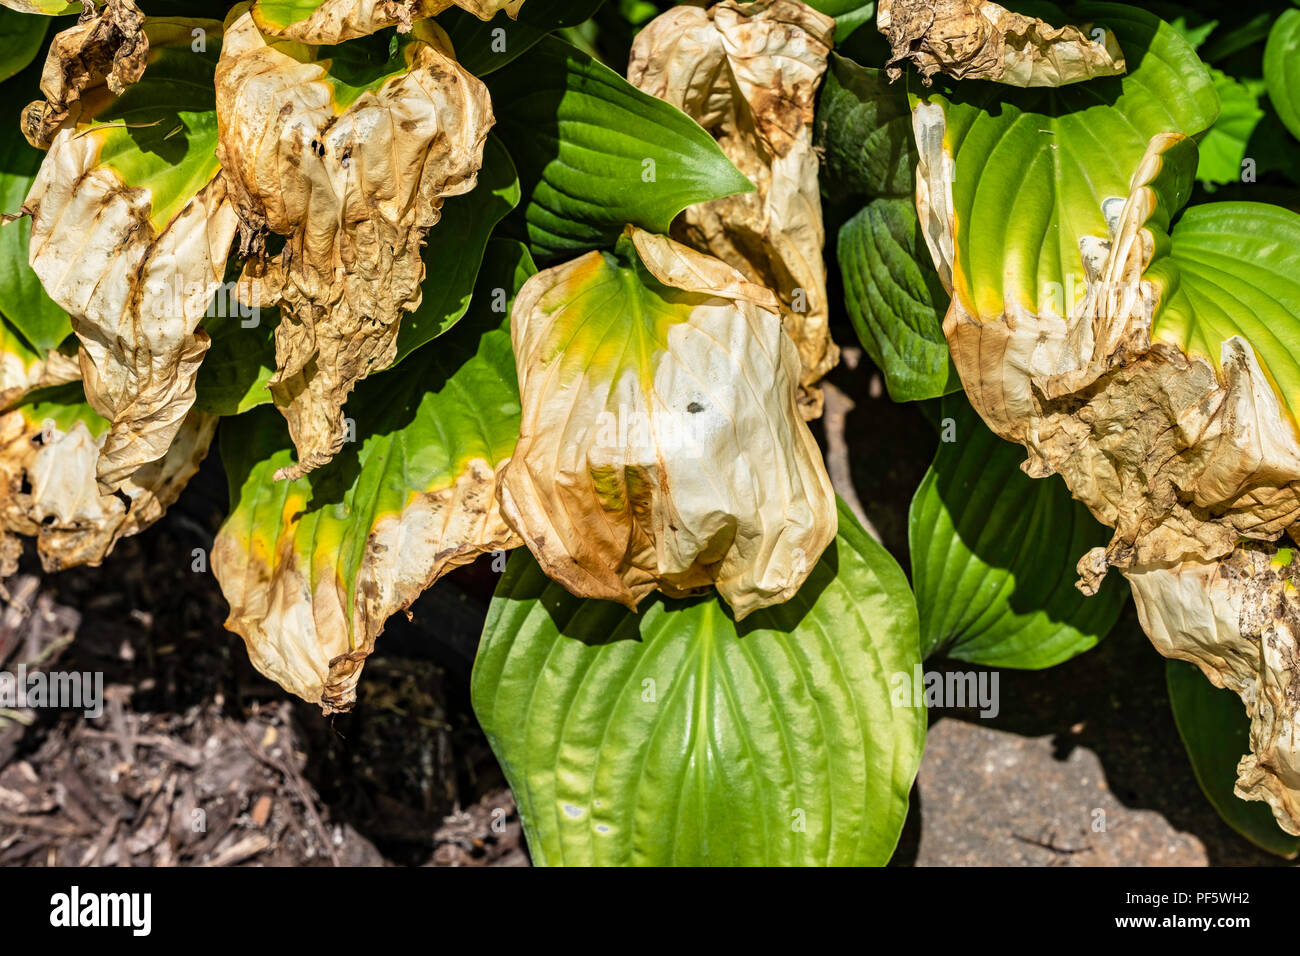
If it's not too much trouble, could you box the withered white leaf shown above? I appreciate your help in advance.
[629,0,839,419]
[878,0,1125,87]
[249,0,525,46]
[22,19,239,494]
[216,10,494,481]
[0,399,216,579]
[499,226,837,620]
[1130,547,1300,836]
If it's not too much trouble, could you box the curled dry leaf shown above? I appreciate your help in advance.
[499,226,837,620]
[0,393,216,579]
[628,0,838,419]
[911,60,1300,831]
[1130,546,1300,836]
[21,0,148,150]
[215,9,493,481]
[212,258,524,712]
[878,0,1125,87]
[22,19,239,495]
[248,0,524,46]
[0,322,79,410]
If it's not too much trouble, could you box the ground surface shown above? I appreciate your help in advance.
[0,350,1290,867]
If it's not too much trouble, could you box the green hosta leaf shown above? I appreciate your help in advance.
[487,35,753,260]
[909,395,1126,667]
[472,500,925,867]
[0,112,70,354]
[1265,8,1300,142]
[1196,69,1265,187]
[816,53,915,203]
[392,133,519,363]
[212,240,530,712]
[0,8,48,82]
[1167,659,1300,858]
[915,3,1217,325]
[838,198,958,402]
[442,0,605,76]
[1157,202,1300,419]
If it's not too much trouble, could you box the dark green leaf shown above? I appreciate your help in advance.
[488,36,752,260]
[1265,7,1300,142]
[815,53,914,203]
[909,395,1127,668]
[838,198,957,402]
[441,0,606,76]
[0,8,48,83]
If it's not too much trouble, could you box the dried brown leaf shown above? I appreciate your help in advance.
[878,0,1125,87]
[215,11,493,480]
[499,226,837,619]
[628,0,838,419]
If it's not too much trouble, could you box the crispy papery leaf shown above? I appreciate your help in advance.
[1131,546,1300,838]
[441,0,603,76]
[216,10,493,481]
[909,395,1125,667]
[20,0,149,150]
[499,226,836,620]
[250,0,522,45]
[0,380,215,579]
[0,7,49,82]
[0,106,70,354]
[23,18,239,494]
[473,500,925,866]
[212,240,529,713]
[838,197,957,401]
[1168,658,1300,858]
[487,35,754,260]
[628,0,838,419]
[1265,7,1300,142]
[0,315,77,409]
[878,0,1125,86]
[197,133,518,415]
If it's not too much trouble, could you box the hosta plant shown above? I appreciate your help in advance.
[2,0,1299,865]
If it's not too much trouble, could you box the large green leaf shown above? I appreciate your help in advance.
[815,53,915,203]
[213,239,531,710]
[914,3,1218,327]
[0,94,70,354]
[909,395,1127,667]
[472,499,926,867]
[487,35,753,260]
[0,0,78,14]
[0,7,48,82]
[1265,7,1300,142]
[1167,659,1300,858]
[1156,202,1300,418]
[441,0,606,76]
[838,198,958,402]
